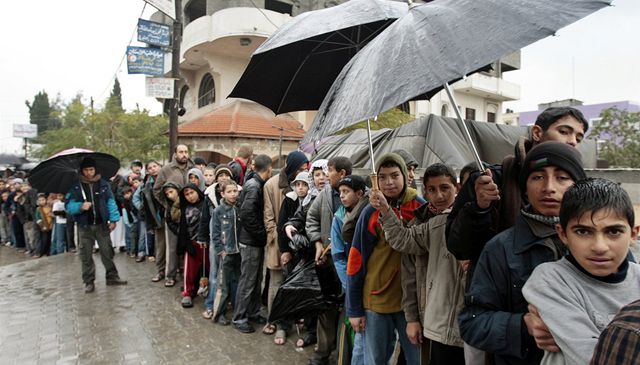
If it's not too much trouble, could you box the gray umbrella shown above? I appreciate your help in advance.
[306,0,611,170]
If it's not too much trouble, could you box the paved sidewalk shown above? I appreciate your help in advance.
[0,247,311,364]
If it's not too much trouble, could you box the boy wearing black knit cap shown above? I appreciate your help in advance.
[459,141,587,365]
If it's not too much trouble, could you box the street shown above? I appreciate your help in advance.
[0,247,310,364]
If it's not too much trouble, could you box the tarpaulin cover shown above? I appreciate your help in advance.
[309,114,596,169]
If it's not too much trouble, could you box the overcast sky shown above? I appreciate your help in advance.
[1,0,638,155]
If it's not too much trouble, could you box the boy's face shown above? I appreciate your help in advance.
[294,181,309,198]
[1,192,8,201]
[533,116,585,147]
[21,185,31,193]
[217,172,231,183]
[407,166,416,186]
[203,169,215,186]
[557,210,639,277]
[132,180,141,189]
[37,197,46,206]
[424,175,457,211]
[146,162,160,176]
[123,191,132,200]
[81,167,96,179]
[164,187,179,202]
[189,174,200,186]
[313,169,326,190]
[327,165,344,189]
[339,186,362,209]
[378,165,404,200]
[183,188,200,204]
[526,166,574,217]
[222,185,239,204]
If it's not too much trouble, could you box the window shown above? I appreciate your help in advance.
[179,86,189,109]
[465,107,476,120]
[198,73,215,108]
[487,112,496,123]
[265,0,292,15]
[441,104,448,117]
[185,0,206,24]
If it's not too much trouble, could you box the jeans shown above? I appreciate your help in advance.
[363,310,419,365]
[137,221,147,257]
[51,223,67,255]
[232,244,264,324]
[353,332,365,365]
[24,221,40,254]
[204,245,220,311]
[214,252,241,319]
[0,212,9,243]
[78,224,119,284]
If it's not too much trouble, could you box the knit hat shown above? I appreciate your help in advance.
[291,171,310,188]
[194,157,207,166]
[284,151,309,182]
[392,149,419,169]
[519,141,587,194]
[80,157,96,169]
[337,175,367,193]
[214,165,233,181]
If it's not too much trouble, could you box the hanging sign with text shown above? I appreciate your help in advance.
[13,124,38,139]
[138,19,171,47]
[145,77,175,99]
[127,46,165,76]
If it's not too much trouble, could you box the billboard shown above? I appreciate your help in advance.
[144,0,175,20]
[127,46,165,76]
[13,124,38,139]
[137,19,171,47]
[145,77,175,99]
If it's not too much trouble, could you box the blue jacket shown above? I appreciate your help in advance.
[330,206,348,289]
[458,214,563,365]
[66,178,120,228]
[211,199,239,255]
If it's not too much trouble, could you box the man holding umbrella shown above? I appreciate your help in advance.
[66,157,127,293]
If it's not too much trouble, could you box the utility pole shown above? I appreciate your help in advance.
[168,0,182,161]
[278,127,283,169]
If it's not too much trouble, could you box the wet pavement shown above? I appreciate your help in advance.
[0,246,311,364]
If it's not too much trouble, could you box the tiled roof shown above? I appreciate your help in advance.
[178,100,305,140]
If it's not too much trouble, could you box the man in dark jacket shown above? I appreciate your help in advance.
[229,145,253,186]
[232,154,272,333]
[458,142,586,365]
[66,157,127,293]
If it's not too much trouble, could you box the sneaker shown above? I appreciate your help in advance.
[234,322,255,333]
[84,282,95,293]
[151,273,165,282]
[181,296,193,308]
[135,256,145,263]
[106,277,128,286]
[217,316,230,326]
[148,256,156,262]
[202,309,213,319]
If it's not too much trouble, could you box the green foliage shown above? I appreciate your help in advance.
[105,78,124,114]
[34,94,168,162]
[25,90,61,136]
[590,107,640,168]
[336,108,414,134]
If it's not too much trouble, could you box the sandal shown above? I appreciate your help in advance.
[262,324,276,335]
[274,329,287,345]
[202,310,213,320]
[296,332,317,348]
[164,279,176,287]
[151,273,165,282]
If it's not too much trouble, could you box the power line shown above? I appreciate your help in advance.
[247,0,280,29]
[94,2,148,104]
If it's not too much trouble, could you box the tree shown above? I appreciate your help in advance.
[337,107,414,134]
[25,90,61,135]
[105,78,124,114]
[34,96,168,162]
[590,107,640,168]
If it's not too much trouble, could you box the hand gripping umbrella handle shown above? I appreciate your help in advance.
[366,117,379,191]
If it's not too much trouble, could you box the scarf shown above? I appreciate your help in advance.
[520,205,559,228]
[80,173,102,184]
[170,200,181,224]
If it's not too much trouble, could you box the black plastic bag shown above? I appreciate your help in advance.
[269,259,338,324]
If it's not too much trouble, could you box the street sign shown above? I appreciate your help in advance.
[138,19,171,47]
[126,46,165,76]
[145,77,175,99]
[144,0,176,20]
[13,124,38,139]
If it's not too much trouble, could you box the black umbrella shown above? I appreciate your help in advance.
[228,0,408,114]
[0,153,28,166]
[307,0,611,170]
[28,148,120,194]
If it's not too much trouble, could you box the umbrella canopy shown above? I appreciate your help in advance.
[228,0,408,114]
[28,149,120,194]
[0,153,29,166]
[306,0,611,143]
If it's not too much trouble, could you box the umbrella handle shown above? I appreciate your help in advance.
[370,173,379,191]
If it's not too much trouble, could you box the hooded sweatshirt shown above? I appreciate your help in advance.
[346,153,425,317]
[177,182,204,257]
[161,181,182,235]
[187,168,205,192]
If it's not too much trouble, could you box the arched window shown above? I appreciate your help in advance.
[179,85,189,109]
[441,104,448,117]
[198,73,215,108]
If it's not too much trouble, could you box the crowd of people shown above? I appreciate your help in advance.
[2,106,640,365]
